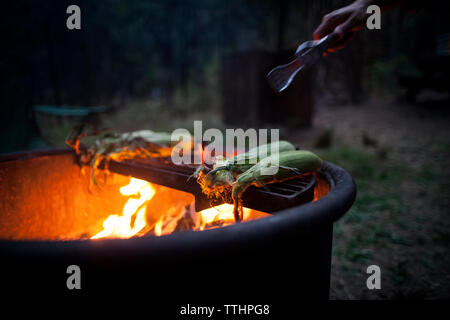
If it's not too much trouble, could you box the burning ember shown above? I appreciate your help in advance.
[91,177,269,240]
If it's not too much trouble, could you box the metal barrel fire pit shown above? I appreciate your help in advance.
[0,149,356,303]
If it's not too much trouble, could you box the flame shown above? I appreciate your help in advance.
[92,177,269,240]
[152,203,268,236]
[91,178,156,239]
[313,173,330,201]
[196,204,261,230]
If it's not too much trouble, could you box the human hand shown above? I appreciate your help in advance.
[313,0,373,53]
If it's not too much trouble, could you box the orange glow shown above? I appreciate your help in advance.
[202,145,212,165]
[91,178,156,239]
[193,143,205,165]
[196,204,266,230]
[92,178,269,240]
[152,203,268,236]
[313,173,330,201]
[192,143,214,166]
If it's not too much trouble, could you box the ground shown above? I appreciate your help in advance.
[291,98,450,299]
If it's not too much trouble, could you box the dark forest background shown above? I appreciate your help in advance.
[0,0,448,151]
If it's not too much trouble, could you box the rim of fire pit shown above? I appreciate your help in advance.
[0,149,356,260]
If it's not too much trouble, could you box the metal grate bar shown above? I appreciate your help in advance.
[107,158,315,213]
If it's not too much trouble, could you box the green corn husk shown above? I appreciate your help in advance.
[65,124,191,186]
[232,150,322,222]
[120,130,174,147]
[197,141,296,196]
[214,140,296,170]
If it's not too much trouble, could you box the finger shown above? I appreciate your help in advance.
[325,31,341,45]
[328,34,354,52]
[324,14,357,51]
[327,31,355,53]
[314,20,334,40]
[313,11,346,40]
[333,14,360,40]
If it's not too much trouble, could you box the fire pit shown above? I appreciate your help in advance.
[0,149,355,302]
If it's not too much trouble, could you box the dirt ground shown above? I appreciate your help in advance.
[291,98,450,299]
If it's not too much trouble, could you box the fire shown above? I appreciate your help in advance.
[313,173,330,201]
[91,178,156,239]
[91,178,269,240]
[195,204,261,231]
[152,203,267,237]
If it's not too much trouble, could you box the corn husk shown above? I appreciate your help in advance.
[65,124,191,186]
[196,141,295,197]
[232,150,322,222]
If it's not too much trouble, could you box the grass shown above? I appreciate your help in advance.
[317,142,450,299]
[321,147,408,265]
[317,146,408,226]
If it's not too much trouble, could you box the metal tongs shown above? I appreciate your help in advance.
[267,35,330,93]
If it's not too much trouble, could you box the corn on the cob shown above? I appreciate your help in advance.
[66,124,188,186]
[121,130,192,148]
[232,150,322,222]
[214,140,296,169]
[197,141,296,196]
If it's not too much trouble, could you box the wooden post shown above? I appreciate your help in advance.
[221,50,314,129]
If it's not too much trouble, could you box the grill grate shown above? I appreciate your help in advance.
[107,157,315,213]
